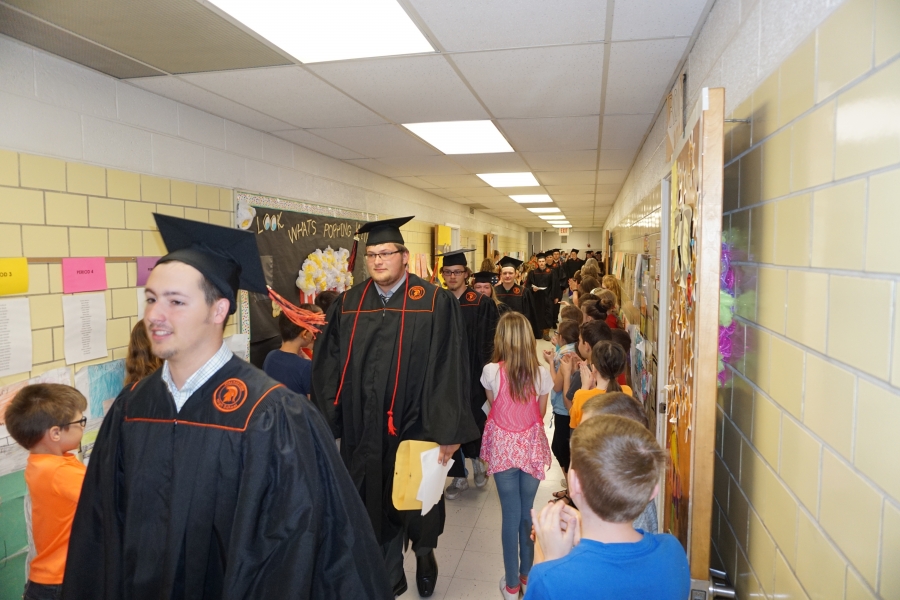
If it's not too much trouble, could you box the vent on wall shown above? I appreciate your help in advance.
[561,236,567,243]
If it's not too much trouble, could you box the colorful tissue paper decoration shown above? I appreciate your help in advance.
[718,239,743,386]
[296,246,354,303]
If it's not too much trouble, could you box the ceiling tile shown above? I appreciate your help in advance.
[408,0,606,52]
[417,174,487,187]
[598,148,637,169]
[308,125,438,157]
[552,194,595,204]
[308,54,488,123]
[128,76,295,132]
[596,184,622,194]
[600,114,654,149]
[451,45,604,118]
[546,185,595,194]
[520,150,597,171]
[605,39,690,114]
[343,158,406,177]
[181,66,385,129]
[535,171,597,185]
[424,188,465,199]
[378,155,469,175]
[447,187,503,197]
[395,176,439,189]
[596,170,627,184]
[449,152,531,173]
[498,116,599,152]
[271,129,364,160]
[595,194,618,205]
[612,0,710,41]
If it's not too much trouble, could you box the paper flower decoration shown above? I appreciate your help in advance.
[296,246,354,302]
[236,200,256,230]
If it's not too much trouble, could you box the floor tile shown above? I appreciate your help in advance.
[443,577,505,600]
[453,549,509,582]
[396,575,452,600]
[465,527,505,554]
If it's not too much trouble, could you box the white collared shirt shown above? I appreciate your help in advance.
[161,342,233,412]
[376,273,408,302]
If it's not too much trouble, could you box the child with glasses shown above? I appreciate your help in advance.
[5,383,88,600]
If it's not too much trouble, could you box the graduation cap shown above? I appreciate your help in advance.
[536,252,547,259]
[472,271,497,284]
[348,216,414,272]
[570,249,580,254]
[497,256,523,270]
[548,248,560,254]
[437,248,475,268]
[154,213,266,314]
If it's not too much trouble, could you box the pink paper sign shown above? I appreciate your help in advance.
[62,257,108,294]
[137,256,160,286]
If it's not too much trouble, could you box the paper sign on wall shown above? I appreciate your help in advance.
[0,258,29,296]
[62,293,108,365]
[136,257,160,286]
[62,258,108,294]
[0,298,32,378]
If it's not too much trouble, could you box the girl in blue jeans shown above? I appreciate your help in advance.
[480,312,552,599]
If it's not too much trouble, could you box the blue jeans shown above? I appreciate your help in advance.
[493,468,540,586]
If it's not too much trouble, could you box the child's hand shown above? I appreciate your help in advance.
[542,349,554,364]
[579,361,595,389]
[532,502,579,562]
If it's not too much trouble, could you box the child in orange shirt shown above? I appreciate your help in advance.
[569,341,633,428]
[5,384,87,600]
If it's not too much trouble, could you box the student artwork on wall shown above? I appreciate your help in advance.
[236,192,374,367]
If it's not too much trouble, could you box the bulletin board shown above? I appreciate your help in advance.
[236,192,374,367]
[663,88,724,580]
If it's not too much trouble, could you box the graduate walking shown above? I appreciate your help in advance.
[63,215,391,600]
[311,217,479,598]
[525,253,555,340]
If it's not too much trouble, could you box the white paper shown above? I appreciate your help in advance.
[416,446,454,516]
[0,298,32,378]
[136,287,147,320]
[225,333,249,361]
[63,293,108,365]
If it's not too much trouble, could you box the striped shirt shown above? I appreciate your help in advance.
[161,342,233,412]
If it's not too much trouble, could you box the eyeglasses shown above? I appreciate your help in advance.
[441,269,466,277]
[62,416,87,429]
[364,250,402,261]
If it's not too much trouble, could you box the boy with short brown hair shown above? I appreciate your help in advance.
[527,416,689,599]
[5,384,88,600]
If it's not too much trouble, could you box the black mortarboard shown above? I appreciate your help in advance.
[472,271,496,284]
[571,249,579,254]
[536,252,547,259]
[154,213,266,314]
[438,248,475,268]
[549,248,560,254]
[497,256,523,269]
[355,216,414,247]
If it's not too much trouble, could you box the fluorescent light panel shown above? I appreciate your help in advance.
[528,207,561,213]
[539,215,565,220]
[476,173,540,187]
[510,194,552,204]
[210,0,434,63]
[552,223,572,228]
[402,121,513,154]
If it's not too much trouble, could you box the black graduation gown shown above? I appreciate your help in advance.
[526,267,555,332]
[564,258,584,279]
[62,357,391,600]
[311,273,479,545]
[448,288,499,477]
[494,283,540,337]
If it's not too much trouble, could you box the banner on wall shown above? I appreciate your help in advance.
[239,193,373,367]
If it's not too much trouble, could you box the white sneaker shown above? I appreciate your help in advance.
[473,458,488,488]
[445,477,469,500]
[499,576,521,600]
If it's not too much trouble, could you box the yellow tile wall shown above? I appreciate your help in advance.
[714,5,900,598]
[0,151,234,388]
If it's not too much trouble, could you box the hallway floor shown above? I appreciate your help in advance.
[398,339,562,600]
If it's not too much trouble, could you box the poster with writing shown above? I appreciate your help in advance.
[136,257,160,286]
[0,367,71,442]
[0,257,29,296]
[63,293,108,365]
[74,359,125,419]
[248,206,366,367]
[0,297,32,378]
[62,257,108,294]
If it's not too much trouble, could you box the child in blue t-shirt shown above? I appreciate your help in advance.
[526,415,689,600]
[263,309,318,397]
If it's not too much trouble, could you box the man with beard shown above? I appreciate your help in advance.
[311,217,479,597]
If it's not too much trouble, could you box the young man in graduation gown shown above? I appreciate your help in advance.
[547,248,565,323]
[438,250,500,501]
[494,256,540,336]
[311,217,479,598]
[564,248,584,279]
[526,253,555,340]
[62,215,391,600]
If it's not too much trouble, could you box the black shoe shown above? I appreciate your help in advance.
[393,573,408,597]
[415,550,438,597]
